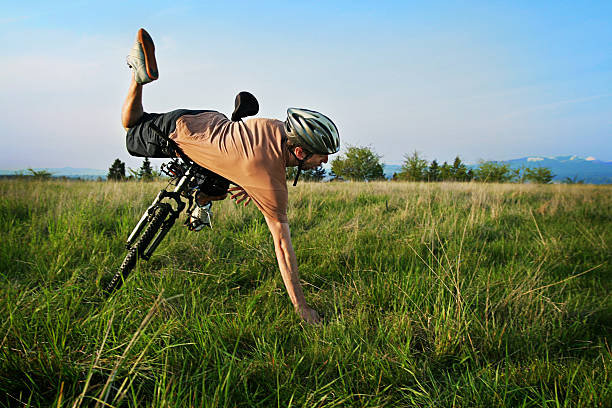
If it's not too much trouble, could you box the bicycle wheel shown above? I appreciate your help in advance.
[105,203,172,295]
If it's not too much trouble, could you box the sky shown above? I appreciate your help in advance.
[1,0,611,170]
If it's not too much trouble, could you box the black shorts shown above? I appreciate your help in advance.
[126,109,214,158]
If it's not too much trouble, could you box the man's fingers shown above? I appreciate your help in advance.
[229,187,251,206]
[310,310,322,324]
[298,306,322,325]
[230,191,247,199]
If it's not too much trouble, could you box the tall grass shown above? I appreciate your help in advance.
[0,179,610,407]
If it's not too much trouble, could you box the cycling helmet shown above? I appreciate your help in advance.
[285,108,340,155]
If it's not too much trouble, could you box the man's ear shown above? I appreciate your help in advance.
[294,146,306,160]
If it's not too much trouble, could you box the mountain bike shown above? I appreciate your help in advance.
[105,92,258,295]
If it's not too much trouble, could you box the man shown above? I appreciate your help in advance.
[121,29,340,324]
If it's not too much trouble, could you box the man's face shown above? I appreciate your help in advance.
[302,153,328,170]
[293,146,329,170]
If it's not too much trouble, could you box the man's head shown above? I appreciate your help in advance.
[285,108,340,156]
[284,108,340,185]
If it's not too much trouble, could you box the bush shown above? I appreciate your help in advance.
[395,151,428,181]
[524,166,554,184]
[474,161,515,183]
[286,166,326,182]
[331,146,385,181]
[107,158,126,181]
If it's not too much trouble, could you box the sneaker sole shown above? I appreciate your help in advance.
[137,28,158,80]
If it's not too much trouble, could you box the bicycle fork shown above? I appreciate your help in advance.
[126,167,194,250]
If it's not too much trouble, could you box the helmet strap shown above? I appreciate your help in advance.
[289,148,312,186]
[293,161,303,186]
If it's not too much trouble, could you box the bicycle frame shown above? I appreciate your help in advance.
[105,158,224,295]
[107,91,258,295]
[126,164,194,247]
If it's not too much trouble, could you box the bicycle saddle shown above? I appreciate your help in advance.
[231,91,259,121]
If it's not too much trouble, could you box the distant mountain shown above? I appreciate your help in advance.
[0,167,107,180]
[504,156,612,184]
[382,164,402,179]
[3,156,611,184]
[383,156,612,184]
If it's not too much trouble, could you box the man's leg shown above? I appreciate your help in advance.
[121,78,144,129]
[121,28,158,129]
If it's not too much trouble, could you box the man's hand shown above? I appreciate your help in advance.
[297,304,322,325]
[229,186,252,206]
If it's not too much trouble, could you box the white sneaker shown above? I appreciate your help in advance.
[126,28,158,84]
[188,202,212,231]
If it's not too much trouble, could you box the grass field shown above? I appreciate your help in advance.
[1,179,611,407]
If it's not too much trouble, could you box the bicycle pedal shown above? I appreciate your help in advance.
[187,205,212,231]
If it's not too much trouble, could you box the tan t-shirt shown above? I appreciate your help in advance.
[169,111,289,223]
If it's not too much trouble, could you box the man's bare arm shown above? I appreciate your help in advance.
[264,216,322,324]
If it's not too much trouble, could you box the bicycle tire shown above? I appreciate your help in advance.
[105,203,172,295]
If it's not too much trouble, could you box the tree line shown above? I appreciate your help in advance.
[108,146,556,184]
[107,158,158,181]
[390,150,554,183]
[329,147,556,183]
[328,147,554,184]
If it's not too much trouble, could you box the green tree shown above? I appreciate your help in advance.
[107,158,126,181]
[513,165,527,183]
[331,146,385,181]
[286,166,326,182]
[562,175,584,184]
[138,158,154,181]
[439,161,452,181]
[511,167,522,183]
[397,151,428,181]
[127,167,138,180]
[474,161,515,183]
[427,159,441,181]
[466,168,474,181]
[524,166,554,184]
[311,166,327,181]
[452,156,471,181]
[27,168,53,179]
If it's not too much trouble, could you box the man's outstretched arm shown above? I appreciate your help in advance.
[264,216,322,324]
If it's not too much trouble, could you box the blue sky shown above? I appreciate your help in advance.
[1,1,610,170]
